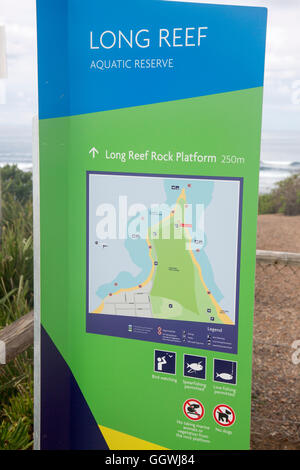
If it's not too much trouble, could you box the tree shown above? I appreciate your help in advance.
[1,165,32,205]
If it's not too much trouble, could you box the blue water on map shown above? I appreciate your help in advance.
[164,178,214,208]
[196,245,223,303]
[96,212,152,300]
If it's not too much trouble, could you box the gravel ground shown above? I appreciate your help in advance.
[251,215,300,450]
[257,214,300,253]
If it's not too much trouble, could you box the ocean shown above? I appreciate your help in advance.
[0,128,299,194]
[0,126,32,172]
[259,132,300,193]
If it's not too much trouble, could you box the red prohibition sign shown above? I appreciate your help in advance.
[183,399,205,421]
[213,404,236,427]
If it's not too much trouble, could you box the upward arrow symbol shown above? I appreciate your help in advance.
[89,147,99,158]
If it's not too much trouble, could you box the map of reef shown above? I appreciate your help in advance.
[88,174,241,326]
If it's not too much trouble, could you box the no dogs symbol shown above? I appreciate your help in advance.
[183,399,205,421]
[213,404,236,427]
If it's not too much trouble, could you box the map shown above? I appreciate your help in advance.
[87,173,242,327]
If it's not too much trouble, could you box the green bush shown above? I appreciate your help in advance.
[1,165,32,205]
[0,167,33,450]
[0,196,33,315]
[259,173,300,216]
[258,193,276,215]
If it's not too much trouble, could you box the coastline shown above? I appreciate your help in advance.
[1,160,300,195]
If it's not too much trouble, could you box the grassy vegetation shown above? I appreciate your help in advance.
[0,165,33,450]
[259,173,300,215]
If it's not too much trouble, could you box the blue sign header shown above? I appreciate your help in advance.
[37,0,267,119]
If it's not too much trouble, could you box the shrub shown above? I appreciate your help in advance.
[259,173,300,216]
[1,165,32,205]
[258,193,277,215]
[0,167,33,450]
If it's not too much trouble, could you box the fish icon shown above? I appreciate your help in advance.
[216,373,233,381]
[187,362,203,373]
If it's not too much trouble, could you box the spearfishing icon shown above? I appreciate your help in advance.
[184,354,206,380]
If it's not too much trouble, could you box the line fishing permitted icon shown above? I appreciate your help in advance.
[213,359,237,385]
[213,404,236,427]
[183,399,205,421]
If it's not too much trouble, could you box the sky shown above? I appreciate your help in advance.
[0,0,36,128]
[0,0,299,134]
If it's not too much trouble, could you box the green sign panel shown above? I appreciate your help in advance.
[36,0,267,450]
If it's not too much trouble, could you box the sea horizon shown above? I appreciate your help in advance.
[0,125,299,194]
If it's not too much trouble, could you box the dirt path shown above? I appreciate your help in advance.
[257,214,300,253]
[251,214,300,450]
